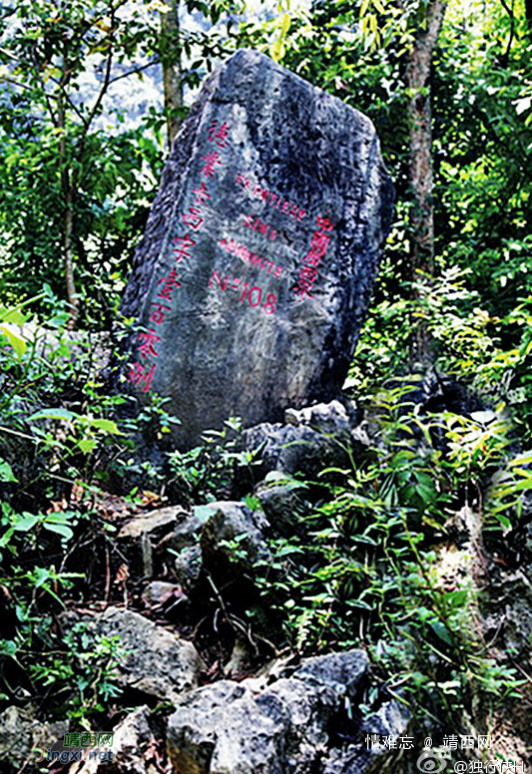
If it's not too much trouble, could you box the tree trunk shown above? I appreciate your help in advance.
[406,0,447,363]
[160,0,183,148]
[58,61,80,330]
[526,0,532,31]
[63,184,79,330]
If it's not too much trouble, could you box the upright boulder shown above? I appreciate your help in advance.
[120,49,394,447]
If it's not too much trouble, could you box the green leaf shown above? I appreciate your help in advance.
[492,512,512,530]
[43,522,74,540]
[13,513,40,531]
[85,418,121,434]
[430,619,453,646]
[508,451,532,467]
[0,324,26,356]
[78,438,98,454]
[29,408,78,422]
[0,460,17,482]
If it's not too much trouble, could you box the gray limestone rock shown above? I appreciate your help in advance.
[119,49,394,448]
[0,706,68,769]
[174,544,203,596]
[244,399,361,477]
[117,507,184,541]
[200,500,271,582]
[322,698,410,774]
[67,707,158,774]
[167,650,369,774]
[255,471,309,535]
[117,506,189,578]
[92,607,204,702]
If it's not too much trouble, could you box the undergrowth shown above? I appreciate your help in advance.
[0,272,531,753]
[245,381,526,736]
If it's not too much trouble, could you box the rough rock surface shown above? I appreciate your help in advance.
[244,400,362,477]
[117,507,185,541]
[322,699,410,774]
[167,650,370,774]
[0,705,68,768]
[117,506,188,578]
[92,607,204,701]
[69,707,159,774]
[119,49,394,448]
[200,500,271,579]
[255,471,309,535]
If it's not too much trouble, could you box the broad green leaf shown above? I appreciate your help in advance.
[0,310,26,325]
[77,438,98,454]
[13,513,40,531]
[508,451,532,467]
[86,418,121,434]
[0,324,26,356]
[43,522,74,540]
[0,460,17,482]
[29,408,78,422]
[430,620,453,647]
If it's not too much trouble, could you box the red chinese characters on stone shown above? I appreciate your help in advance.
[191,181,211,206]
[172,233,196,262]
[208,120,230,149]
[183,207,204,231]
[295,216,334,298]
[201,150,222,179]
[137,329,160,359]
[157,267,182,300]
[128,361,156,393]
[128,118,234,394]
[150,303,171,325]
[148,267,183,325]
[127,264,184,391]
[179,123,231,248]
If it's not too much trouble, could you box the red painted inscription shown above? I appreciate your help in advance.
[210,270,277,315]
[236,174,306,222]
[219,237,287,279]
[128,361,156,393]
[208,120,230,149]
[295,215,334,298]
[243,214,277,241]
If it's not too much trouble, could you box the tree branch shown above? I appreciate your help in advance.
[497,0,515,65]
[83,38,113,134]
[0,76,40,94]
[107,59,160,86]
[45,73,87,124]
[77,3,117,165]
[28,46,59,126]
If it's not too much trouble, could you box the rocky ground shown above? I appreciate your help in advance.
[1,398,531,773]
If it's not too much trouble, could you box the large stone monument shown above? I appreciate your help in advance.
[119,49,394,448]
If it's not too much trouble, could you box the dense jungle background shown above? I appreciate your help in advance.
[1,0,532,771]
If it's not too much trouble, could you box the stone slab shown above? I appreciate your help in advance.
[120,49,394,447]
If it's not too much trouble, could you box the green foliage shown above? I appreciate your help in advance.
[0,0,242,324]
[0,311,124,505]
[168,417,262,502]
[248,390,524,729]
[0,0,531,746]
[0,496,122,718]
